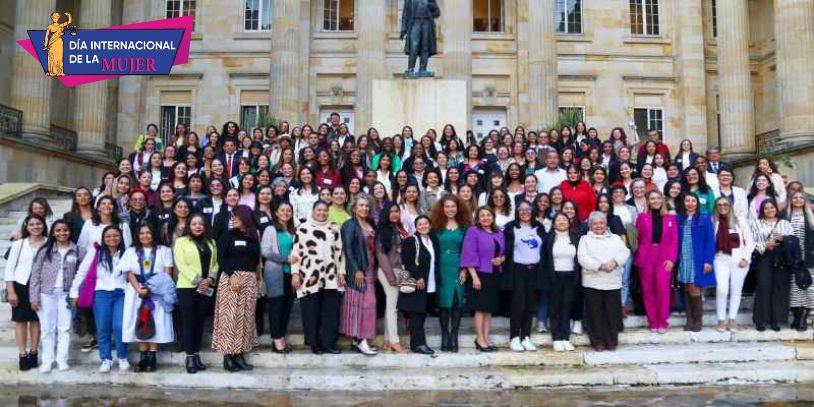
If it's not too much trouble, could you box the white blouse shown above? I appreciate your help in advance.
[69,247,125,297]
[3,238,43,285]
[77,222,133,252]
[552,231,577,272]
[115,246,174,281]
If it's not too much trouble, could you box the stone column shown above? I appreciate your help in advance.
[774,0,814,146]
[116,1,149,150]
[716,0,754,159]
[75,0,112,159]
[675,0,708,151]
[270,0,303,125]
[10,0,57,144]
[442,0,472,128]
[355,0,388,130]
[517,0,558,131]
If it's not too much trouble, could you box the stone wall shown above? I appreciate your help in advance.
[0,137,112,187]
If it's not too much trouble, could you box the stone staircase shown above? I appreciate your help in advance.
[0,198,73,272]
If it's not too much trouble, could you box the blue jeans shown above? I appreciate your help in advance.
[621,256,633,305]
[93,289,126,361]
[537,290,549,323]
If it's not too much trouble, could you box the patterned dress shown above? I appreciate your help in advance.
[678,220,695,284]
[338,227,378,340]
[789,212,814,308]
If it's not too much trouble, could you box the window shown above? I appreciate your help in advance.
[160,105,192,142]
[244,0,272,32]
[629,0,659,36]
[555,0,582,34]
[711,0,717,38]
[473,0,503,33]
[633,108,663,140]
[166,0,197,30]
[558,106,585,123]
[323,0,354,31]
[241,105,270,130]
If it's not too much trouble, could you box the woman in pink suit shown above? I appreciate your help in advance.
[635,190,679,333]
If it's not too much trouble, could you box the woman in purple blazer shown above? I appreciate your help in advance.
[635,190,679,333]
[461,206,505,352]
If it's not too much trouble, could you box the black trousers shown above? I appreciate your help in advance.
[510,265,538,339]
[267,276,295,339]
[753,253,791,327]
[549,271,577,341]
[409,311,427,349]
[177,288,214,355]
[300,289,340,349]
[584,288,622,348]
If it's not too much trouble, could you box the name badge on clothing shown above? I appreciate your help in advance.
[323,179,332,185]
[65,255,77,263]
[260,216,269,223]
[235,240,247,247]
[203,207,213,214]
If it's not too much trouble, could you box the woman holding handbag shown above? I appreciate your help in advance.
[118,223,175,372]
[29,220,81,373]
[374,202,409,353]
[69,225,127,373]
[399,216,440,355]
[750,198,794,331]
[429,195,470,353]
[4,215,47,371]
[713,197,755,332]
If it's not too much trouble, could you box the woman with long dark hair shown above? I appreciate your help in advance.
[751,199,795,331]
[375,202,408,353]
[69,225,127,373]
[29,220,78,373]
[174,213,218,373]
[261,201,298,353]
[676,194,715,332]
[747,172,778,221]
[399,215,440,355]
[787,191,814,331]
[461,206,506,352]
[119,223,175,372]
[213,205,261,371]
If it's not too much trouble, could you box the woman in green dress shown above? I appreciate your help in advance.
[429,195,471,352]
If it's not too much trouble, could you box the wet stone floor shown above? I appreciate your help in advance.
[3,384,814,406]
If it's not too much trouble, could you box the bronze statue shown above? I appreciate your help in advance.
[400,0,440,78]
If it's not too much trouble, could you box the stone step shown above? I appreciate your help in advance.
[0,341,797,370]
[4,360,814,390]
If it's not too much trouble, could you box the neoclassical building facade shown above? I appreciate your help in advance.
[0,0,813,186]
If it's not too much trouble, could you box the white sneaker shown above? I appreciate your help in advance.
[521,337,537,351]
[99,359,113,373]
[39,362,52,374]
[553,341,565,352]
[509,337,525,352]
[572,321,583,334]
[356,339,378,356]
[118,358,130,371]
[57,362,69,371]
[563,341,575,351]
[536,320,549,333]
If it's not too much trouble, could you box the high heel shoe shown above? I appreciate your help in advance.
[474,340,494,353]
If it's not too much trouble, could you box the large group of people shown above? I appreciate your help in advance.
[4,114,814,375]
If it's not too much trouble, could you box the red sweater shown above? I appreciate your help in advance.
[560,180,597,221]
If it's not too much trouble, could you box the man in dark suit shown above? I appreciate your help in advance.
[705,145,731,174]
[219,138,241,180]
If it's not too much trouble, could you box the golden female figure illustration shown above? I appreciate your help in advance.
[43,12,72,77]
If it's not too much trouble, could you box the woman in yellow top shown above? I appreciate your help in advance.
[173,213,218,374]
[44,12,72,77]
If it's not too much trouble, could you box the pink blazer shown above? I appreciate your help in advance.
[634,212,679,268]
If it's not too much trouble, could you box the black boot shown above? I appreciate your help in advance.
[450,307,462,353]
[791,307,803,330]
[193,354,207,371]
[798,308,810,332]
[18,352,29,371]
[690,295,703,332]
[439,308,450,352]
[185,355,197,374]
[233,353,254,371]
[136,351,149,372]
[147,351,158,372]
[683,292,693,331]
[26,350,38,368]
[223,355,240,372]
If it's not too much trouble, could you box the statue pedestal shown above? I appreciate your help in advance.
[371,78,468,139]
